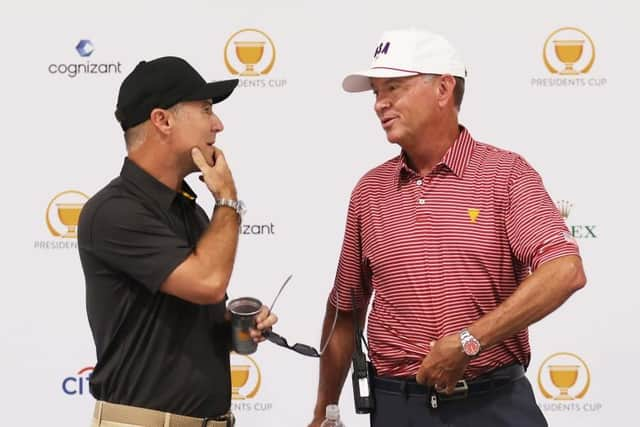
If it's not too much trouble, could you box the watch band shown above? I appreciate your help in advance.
[215,198,238,211]
[215,199,246,219]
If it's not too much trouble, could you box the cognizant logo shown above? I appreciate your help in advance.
[62,366,94,395]
[48,39,122,78]
[76,39,94,57]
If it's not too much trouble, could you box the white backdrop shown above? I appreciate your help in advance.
[1,0,638,425]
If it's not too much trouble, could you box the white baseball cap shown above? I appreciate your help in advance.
[342,28,467,92]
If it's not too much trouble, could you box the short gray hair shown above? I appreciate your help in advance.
[124,121,147,151]
[123,103,183,151]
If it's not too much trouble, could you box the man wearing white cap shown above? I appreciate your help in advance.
[309,29,586,426]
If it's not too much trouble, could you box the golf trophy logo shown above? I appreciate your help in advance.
[230,352,262,400]
[538,352,591,400]
[543,27,595,75]
[46,190,89,238]
[224,28,276,77]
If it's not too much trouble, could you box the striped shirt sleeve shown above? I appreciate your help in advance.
[505,156,580,271]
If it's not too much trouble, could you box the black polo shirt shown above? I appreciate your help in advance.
[78,158,231,418]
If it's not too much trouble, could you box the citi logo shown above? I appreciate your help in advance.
[374,42,390,58]
[62,366,94,395]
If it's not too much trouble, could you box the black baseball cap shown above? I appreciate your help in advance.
[115,56,239,131]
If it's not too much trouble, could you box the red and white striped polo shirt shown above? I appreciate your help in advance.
[329,127,579,379]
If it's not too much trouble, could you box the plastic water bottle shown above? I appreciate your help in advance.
[320,404,345,427]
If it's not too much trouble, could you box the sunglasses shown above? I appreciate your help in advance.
[262,274,339,358]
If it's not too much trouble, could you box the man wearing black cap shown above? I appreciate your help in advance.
[78,56,277,427]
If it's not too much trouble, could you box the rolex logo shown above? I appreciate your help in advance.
[556,200,573,219]
[555,199,598,239]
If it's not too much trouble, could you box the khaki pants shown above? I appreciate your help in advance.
[91,420,144,427]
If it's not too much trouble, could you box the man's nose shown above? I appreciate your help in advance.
[375,96,390,115]
[212,113,224,132]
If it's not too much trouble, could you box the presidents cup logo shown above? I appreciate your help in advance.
[538,352,590,400]
[225,29,276,76]
[467,208,480,223]
[531,28,606,88]
[555,200,598,239]
[48,39,123,78]
[543,28,595,75]
[224,29,287,89]
[35,190,89,250]
[62,366,94,396]
[230,353,273,412]
[231,353,262,400]
[46,190,88,238]
[537,353,602,412]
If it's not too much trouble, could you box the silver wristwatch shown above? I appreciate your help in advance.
[459,328,481,357]
[215,198,246,219]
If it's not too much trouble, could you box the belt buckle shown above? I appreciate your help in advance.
[201,413,234,427]
[439,379,469,401]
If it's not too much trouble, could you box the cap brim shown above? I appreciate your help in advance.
[342,68,418,92]
[185,79,239,104]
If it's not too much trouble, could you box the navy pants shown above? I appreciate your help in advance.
[371,376,547,427]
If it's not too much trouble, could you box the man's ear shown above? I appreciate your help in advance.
[149,108,172,135]
[437,75,456,108]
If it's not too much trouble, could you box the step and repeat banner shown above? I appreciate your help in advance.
[1,0,636,426]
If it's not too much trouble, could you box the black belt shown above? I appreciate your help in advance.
[373,364,525,408]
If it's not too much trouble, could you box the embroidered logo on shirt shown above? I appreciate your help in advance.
[467,208,480,223]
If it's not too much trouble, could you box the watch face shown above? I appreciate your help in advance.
[463,339,480,356]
